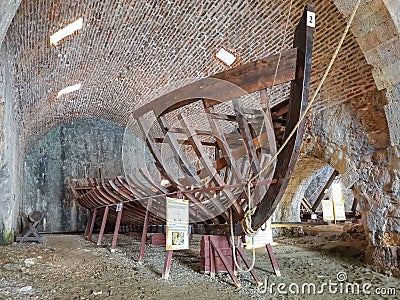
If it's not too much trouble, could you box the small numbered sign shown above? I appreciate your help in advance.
[307,11,316,28]
[116,203,123,212]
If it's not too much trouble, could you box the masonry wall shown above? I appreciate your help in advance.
[23,119,126,233]
[0,43,22,244]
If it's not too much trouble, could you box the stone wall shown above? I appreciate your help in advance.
[0,43,22,244]
[333,0,400,275]
[23,118,126,233]
[0,0,23,244]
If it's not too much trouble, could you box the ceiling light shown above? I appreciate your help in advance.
[50,17,83,46]
[215,48,236,66]
[57,83,81,98]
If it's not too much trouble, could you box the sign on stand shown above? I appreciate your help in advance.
[245,218,273,249]
[322,200,346,222]
[166,197,189,250]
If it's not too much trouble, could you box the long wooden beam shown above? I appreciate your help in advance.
[311,170,339,211]
[132,48,297,119]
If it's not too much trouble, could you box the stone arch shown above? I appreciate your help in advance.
[333,0,400,146]
[276,157,328,223]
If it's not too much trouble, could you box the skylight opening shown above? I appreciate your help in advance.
[57,83,81,98]
[215,48,236,66]
[50,17,83,46]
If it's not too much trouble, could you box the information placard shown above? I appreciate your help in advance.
[245,218,273,249]
[322,200,334,221]
[166,197,189,250]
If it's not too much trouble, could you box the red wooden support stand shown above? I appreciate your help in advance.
[138,198,153,262]
[266,243,281,277]
[97,206,109,245]
[110,204,123,253]
[201,235,263,288]
[162,250,174,279]
[86,208,97,242]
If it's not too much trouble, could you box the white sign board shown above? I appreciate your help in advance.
[245,219,273,249]
[322,200,346,221]
[322,200,334,221]
[306,11,316,28]
[166,197,189,250]
[333,201,346,221]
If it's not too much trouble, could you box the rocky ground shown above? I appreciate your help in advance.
[0,224,399,299]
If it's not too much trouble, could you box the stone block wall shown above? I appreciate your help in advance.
[332,0,400,275]
[23,118,127,233]
[0,43,22,244]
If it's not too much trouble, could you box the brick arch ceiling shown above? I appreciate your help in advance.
[4,0,376,153]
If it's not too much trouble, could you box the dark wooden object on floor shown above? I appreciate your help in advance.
[16,211,45,244]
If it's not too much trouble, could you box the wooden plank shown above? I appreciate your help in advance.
[97,206,109,246]
[204,102,248,212]
[132,48,297,118]
[210,237,241,288]
[204,103,245,185]
[232,99,261,175]
[158,115,203,186]
[272,106,289,120]
[209,112,237,122]
[110,205,123,253]
[154,137,216,147]
[179,113,242,218]
[136,116,179,190]
[301,197,313,210]
[138,198,153,262]
[162,250,174,280]
[312,170,339,211]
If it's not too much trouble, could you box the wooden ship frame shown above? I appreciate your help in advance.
[69,4,315,280]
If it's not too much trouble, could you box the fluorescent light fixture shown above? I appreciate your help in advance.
[215,48,236,66]
[57,83,81,98]
[50,17,83,46]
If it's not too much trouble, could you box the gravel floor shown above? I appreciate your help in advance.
[1,226,399,299]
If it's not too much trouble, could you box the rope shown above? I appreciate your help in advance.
[230,207,256,272]
[231,0,297,273]
[246,0,362,205]
[241,0,294,241]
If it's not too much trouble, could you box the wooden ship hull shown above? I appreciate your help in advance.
[70,5,315,238]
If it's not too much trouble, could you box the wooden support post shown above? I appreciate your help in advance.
[162,250,174,280]
[234,239,262,285]
[97,206,109,246]
[88,208,97,242]
[266,243,281,277]
[351,198,358,212]
[210,238,215,279]
[210,239,241,288]
[312,170,339,212]
[84,210,93,239]
[138,198,153,262]
[110,204,123,253]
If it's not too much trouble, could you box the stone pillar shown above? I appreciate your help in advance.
[0,0,22,244]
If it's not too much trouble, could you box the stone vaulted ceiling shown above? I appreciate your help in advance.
[4,0,376,153]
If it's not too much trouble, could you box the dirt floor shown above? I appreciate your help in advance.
[1,225,399,300]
